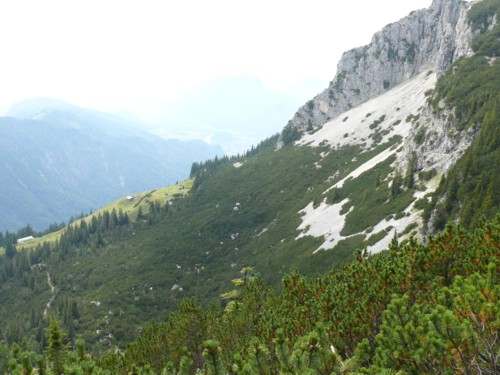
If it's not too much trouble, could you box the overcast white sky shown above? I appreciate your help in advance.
[0,0,435,116]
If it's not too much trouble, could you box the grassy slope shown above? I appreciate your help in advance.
[3,69,473,354]
[4,94,497,354]
[10,4,500,348]
[20,137,417,352]
[1,109,432,354]
[19,180,193,250]
[2,0,499,358]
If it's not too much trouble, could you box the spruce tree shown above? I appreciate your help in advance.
[46,318,67,375]
[5,242,16,258]
[202,340,224,375]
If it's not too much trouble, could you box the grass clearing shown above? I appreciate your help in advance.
[18,180,193,250]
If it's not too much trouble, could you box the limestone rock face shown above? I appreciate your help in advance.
[398,106,477,177]
[280,0,475,144]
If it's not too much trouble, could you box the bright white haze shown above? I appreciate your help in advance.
[1,0,457,152]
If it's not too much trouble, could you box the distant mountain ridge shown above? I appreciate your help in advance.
[144,76,317,155]
[0,99,222,231]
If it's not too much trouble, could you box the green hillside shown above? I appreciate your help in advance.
[0,1,499,373]
[19,180,193,250]
[3,215,498,374]
[0,104,221,232]
[99,214,500,374]
[0,133,416,354]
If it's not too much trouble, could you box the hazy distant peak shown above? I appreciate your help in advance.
[6,97,81,119]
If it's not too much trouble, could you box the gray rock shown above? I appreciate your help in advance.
[398,105,477,176]
[279,0,475,145]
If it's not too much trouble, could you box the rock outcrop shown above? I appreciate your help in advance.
[398,105,477,177]
[279,0,475,145]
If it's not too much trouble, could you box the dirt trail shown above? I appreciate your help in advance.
[43,272,56,318]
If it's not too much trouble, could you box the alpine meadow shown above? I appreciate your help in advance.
[0,0,499,373]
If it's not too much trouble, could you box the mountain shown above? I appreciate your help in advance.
[0,99,223,231]
[281,0,475,137]
[281,0,498,241]
[141,76,322,155]
[0,0,498,371]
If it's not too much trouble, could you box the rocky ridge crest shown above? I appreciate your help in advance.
[279,0,475,145]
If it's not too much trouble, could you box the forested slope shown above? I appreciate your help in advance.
[2,215,498,374]
[0,0,499,373]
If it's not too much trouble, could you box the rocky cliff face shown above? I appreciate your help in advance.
[398,105,477,177]
[279,0,475,145]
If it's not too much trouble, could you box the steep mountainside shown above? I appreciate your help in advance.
[0,0,498,363]
[0,99,222,231]
[282,0,499,250]
[281,0,475,141]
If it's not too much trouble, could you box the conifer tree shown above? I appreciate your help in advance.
[202,340,224,375]
[46,318,67,375]
[20,351,33,374]
[35,354,46,375]
[137,206,145,221]
[178,354,193,375]
[274,328,293,373]
[241,338,271,375]
[5,241,16,258]
[405,152,416,189]
[390,172,402,197]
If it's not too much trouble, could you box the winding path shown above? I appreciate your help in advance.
[43,272,56,318]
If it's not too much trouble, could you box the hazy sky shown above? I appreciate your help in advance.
[0,0,435,116]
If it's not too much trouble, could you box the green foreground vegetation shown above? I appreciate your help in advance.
[2,137,403,353]
[0,1,499,373]
[1,215,498,374]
